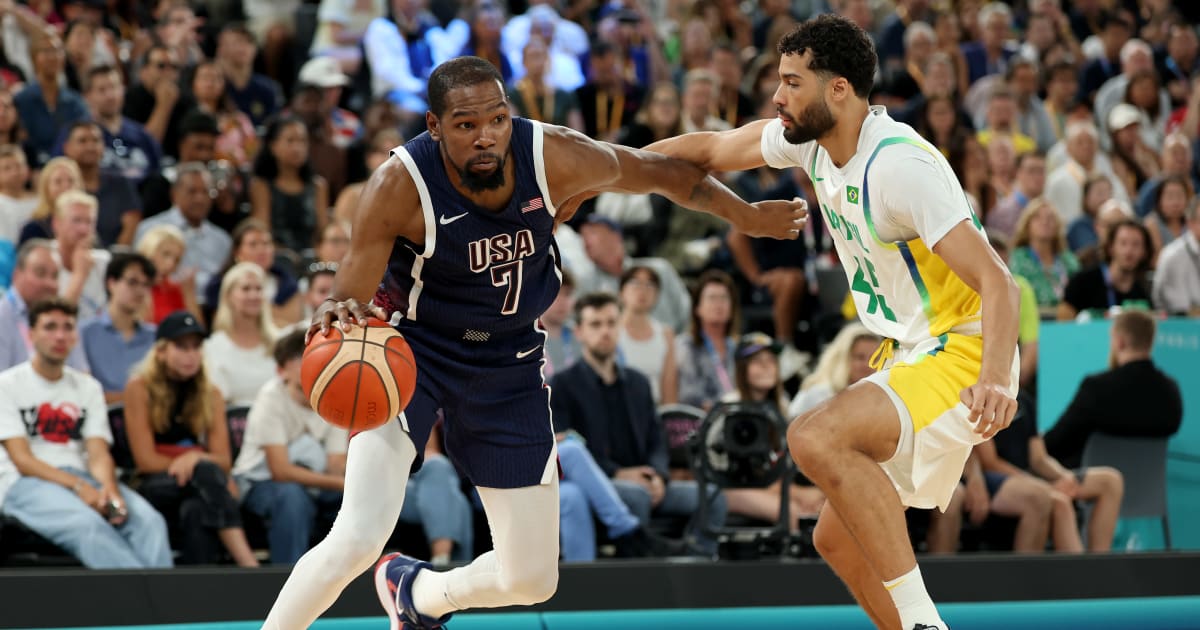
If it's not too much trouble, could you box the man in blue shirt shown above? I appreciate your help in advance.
[13,35,88,167]
[79,253,157,403]
[216,25,283,127]
[55,65,162,186]
[0,239,89,373]
[134,164,232,301]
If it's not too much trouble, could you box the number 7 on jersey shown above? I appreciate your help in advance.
[490,260,524,315]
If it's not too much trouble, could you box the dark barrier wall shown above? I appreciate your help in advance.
[3,554,1200,628]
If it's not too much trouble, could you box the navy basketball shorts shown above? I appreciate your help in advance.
[394,322,557,489]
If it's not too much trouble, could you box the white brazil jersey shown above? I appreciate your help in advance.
[760,107,984,347]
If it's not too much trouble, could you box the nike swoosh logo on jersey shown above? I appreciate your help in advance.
[440,212,469,225]
[516,346,541,359]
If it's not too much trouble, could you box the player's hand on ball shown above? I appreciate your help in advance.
[309,298,388,342]
[960,381,1017,439]
[746,197,808,240]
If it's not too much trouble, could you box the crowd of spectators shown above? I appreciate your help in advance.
[0,0,1193,567]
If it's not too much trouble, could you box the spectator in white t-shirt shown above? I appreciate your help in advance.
[233,329,349,564]
[0,297,171,568]
[203,262,277,407]
[1152,197,1200,316]
[617,264,678,404]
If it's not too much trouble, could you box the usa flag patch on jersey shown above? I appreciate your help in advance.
[521,197,545,213]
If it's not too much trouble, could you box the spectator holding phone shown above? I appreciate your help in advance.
[0,298,171,568]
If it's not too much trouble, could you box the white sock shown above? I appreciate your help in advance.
[883,565,946,629]
[411,566,459,618]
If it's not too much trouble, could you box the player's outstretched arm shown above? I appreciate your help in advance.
[309,158,424,340]
[544,125,804,239]
[642,119,772,172]
[933,222,1021,439]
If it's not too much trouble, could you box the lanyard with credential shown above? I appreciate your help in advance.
[1165,56,1188,82]
[1100,264,1118,308]
[1186,236,1200,272]
[6,291,31,352]
[596,91,625,137]
[543,327,576,376]
[703,334,733,393]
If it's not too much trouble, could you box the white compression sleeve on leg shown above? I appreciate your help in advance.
[263,419,417,630]
[411,478,560,618]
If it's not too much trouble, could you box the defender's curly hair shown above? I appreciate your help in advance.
[777,14,877,98]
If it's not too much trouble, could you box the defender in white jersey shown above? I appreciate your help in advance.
[648,15,1020,630]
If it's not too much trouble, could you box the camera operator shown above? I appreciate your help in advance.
[719,333,825,531]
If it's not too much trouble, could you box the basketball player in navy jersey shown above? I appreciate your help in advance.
[260,57,805,629]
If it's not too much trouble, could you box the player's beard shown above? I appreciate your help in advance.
[444,144,511,193]
[781,98,836,145]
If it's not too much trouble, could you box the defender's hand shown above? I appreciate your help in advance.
[307,298,387,343]
[743,198,808,239]
[960,381,1017,439]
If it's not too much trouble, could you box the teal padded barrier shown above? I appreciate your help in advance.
[1038,320,1200,550]
[55,597,1200,630]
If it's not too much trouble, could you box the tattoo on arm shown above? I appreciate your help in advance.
[688,181,715,206]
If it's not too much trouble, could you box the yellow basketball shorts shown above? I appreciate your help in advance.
[864,333,1019,512]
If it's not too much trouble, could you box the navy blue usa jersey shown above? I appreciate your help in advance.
[374,117,562,339]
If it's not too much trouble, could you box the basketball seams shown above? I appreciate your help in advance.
[309,343,364,401]
[363,344,400,419]
[303,323,417,432]
[308,340,413,369]
[316,362,367,425]
[346,325,372,433]
[304,339,346,355]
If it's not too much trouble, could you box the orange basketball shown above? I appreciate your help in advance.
[301,318,417,432]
